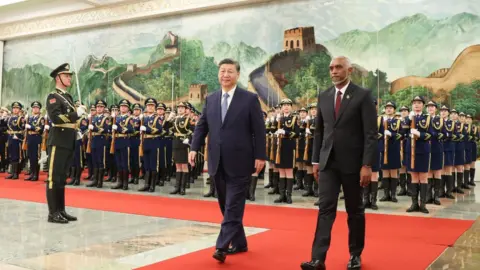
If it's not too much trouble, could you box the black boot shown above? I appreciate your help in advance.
[204,178,216,197]
[47,188,68,224]
[249,176,258,201]
[149,171,157,192]
[6,163,19,179]
[25,165,34,181]
[469,168,476,186]
[379,177,391,201]
[133,167,139,185]
[294,170,305,190]
[445,175,455,199]
[86,168,98,187]
[285,178,293,204]
[170,171,181,194]
[362,184,371,209]
[406,183,420,212]
[274,178,287,203]
[122,170,129,190]
[111,169,123,189]
[397,173,407,196]
[390,178,398,203]
[66,167,76,185]
[433,178,441,205]
[265,168,273,188]
[462,170,470,189]
[74,168,82,186]
[84,168,93,181]
[180,172,188,195]
[426,178,434,204]
[439,175,446,198]
[370,181,379,210]
[96,168,104,188]
[313,179,319,197]
[58,188,77,221]
[406,173,412,196]
[138,171,151,192]
[455,172,464,193]
[302,174,314,197]
[419,183,429,214]
[268,172,279,195]
[157,169,165,186]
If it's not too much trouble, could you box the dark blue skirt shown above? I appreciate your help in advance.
[472,143,477,162]
[443,151,454,166]
[465,149,472,164]
[372,151,382,172]
[429,152,443,171]
[381,151,402,170]
[407,153,430,173]
[454,150,465,166]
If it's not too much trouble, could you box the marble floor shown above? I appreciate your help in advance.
[1,168,479,269]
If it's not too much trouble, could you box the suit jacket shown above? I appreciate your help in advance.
[312,82,377,173]
[191,87,267,177]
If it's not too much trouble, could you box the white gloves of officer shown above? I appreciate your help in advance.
[25,124,31,130]
[112,124,118,130]
[76,105,86,117]
[306,128,312,135]
[183,138,189,145]
[167,112,175,121]
[276,114,281,122]
[44,125,50,130]
[111,112,116,118]
[276,129,286,135]
[140,126,147,132]
[411,128,420,137]
[409,111,415,118]
[88,124,94,130]
[384,130,392,137]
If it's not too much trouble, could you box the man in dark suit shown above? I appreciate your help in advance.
[301,56,377,270]
[189,58,266,263]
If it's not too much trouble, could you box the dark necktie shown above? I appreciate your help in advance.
[334,91,342,119]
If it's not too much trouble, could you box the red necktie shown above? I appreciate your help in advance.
[335,91,342,119]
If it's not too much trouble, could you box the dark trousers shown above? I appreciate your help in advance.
[143,147,158,172]
[46,145,74,214]
[72,139,82,168]
[214,160,250,250]
[8,138,21,162]
[311,159,365,261]
[115,147,129,171]
[92,146,106,169]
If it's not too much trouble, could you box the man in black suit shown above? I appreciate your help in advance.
[301,56,377,270]
[189,58,266,263]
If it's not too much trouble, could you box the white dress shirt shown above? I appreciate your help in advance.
[221,85,237,110]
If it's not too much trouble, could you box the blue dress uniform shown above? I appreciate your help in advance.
[83,105,96,180]
[155,103,168,187]
[163,107,174,182]
[0,110,8,173]
[468,117,478,186]
[129,103,142,185]
[440,105,456,199]
[398,106,411,196]
[106,105,118,183]
[453,115,467,193]
[25,102,45,181]
[111,99,134,190]
[6,102,25,179]
[302,103,317,197]
[294,107,308,191]
[87,100,110,188]
[139,98,163,192]
[68,115,88,186]
[425,101,445,205]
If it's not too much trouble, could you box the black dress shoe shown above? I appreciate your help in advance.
[227,246,248,255]
[48,213,69,224]
[347,255,361,269]
[60,211,77,221]
[212,249,226,263]
[300,260,326,270]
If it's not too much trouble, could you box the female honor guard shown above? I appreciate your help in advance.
[25,101,45,181]
[86,100,110,188]
[6,102,25,179]
[111,99,134,190]
[129,103,142,185]
[303,103,317,198]
[461,113,472,190]
[406,96,433,214]
[155,102,167,187]
[379,101,402,203]
[452,111,466,193]
[170,102,194,195]
[294,107,308,190]
[274,98,299,204]
[440,105,456,199]
[138,98,163,192]
[398,106,411,196]
[267,107,280,195]
[425,101,445,205]
[466,115,477,186]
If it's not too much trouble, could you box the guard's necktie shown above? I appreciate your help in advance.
[334,91,342,119]
[221,93,229,123]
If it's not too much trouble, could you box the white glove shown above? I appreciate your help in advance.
[276,129,286,135]
[76,106,86,117]
[167,113,175,121]
[111,112,116,118]
[87,113,91,119]
[183,138,189,145]
[44,125,50,130]
[306,128,312,135]
[411,128,420,137]
[13,135,18,140]
[276,114,281,121]
[306,115,311,121]
[88,124,94,130]
[409,111,415,118]
[384,130,392,137]
[140,126,147,132]
[270,116,274,122]
[25,124,32,129]
[112,124,118,130]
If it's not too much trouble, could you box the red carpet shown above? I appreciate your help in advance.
[0,174,474,270]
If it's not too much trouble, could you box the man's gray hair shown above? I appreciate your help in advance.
[332,56,352,68]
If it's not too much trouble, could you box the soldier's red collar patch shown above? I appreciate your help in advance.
[49,98,56,104]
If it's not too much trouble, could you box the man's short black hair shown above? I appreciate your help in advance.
[218,58,240,72]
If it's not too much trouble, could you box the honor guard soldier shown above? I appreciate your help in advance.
[6,102,25,179]
[111,99,134,190]
[425,101,445,205]
[45,63,86,223]
[274,98,299,204]
[68,105,88,186]
[466,115,477,186]
[451,110,466,193]
[461,113,472,190]
[155,102,168,187]
[86,100,110,188]
[138,98,163,192]
[0,108,8,173]
[170,101,194,195]
[397,106,411,196]
[83,104,96,181]
[406,96,433,214]
[164,106,174,182]
[25,101,45,181]
[363,99,382,210]
[129,103,142,184]
[105,105,118,183]
[264,108,275,190]
[440,105,456,199]
[379,101,402,203]
[303,103,318,201]
[294,107,308,190]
